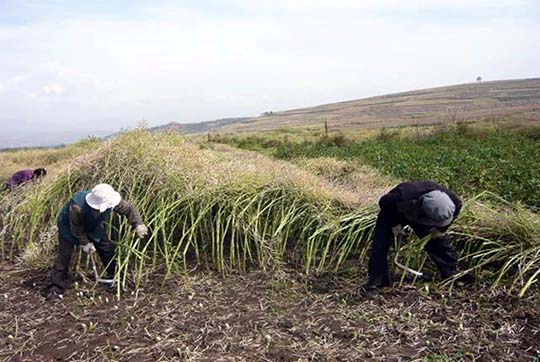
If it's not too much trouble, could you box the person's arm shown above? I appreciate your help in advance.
[6,178,14,190]
[69,204,92,245]
[379,189,399,211]
[6,174,18,189]
[113,199,144,227]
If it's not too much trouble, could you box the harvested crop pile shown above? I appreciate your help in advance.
[1,131,376,291]
[1,131,539,296]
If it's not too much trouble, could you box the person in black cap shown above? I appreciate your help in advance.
[366,180,474,289]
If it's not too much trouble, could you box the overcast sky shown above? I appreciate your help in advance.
[0,0,539,145]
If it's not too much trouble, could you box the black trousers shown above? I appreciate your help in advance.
[47,233,117,293]
[367,209,457,286]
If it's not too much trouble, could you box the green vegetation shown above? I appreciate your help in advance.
[216,126,540,209]
[1,129,540,297]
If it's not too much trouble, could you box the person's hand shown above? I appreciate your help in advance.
[430,228,444,238]
[392,224,405,237]
[81,242,96,254]
[136,224,149,239]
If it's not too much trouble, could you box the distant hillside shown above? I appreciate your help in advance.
[211,78,540,133]
[151,117,252,134]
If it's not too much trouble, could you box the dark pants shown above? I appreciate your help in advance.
[47,233,117,293]
[367,210,457,286]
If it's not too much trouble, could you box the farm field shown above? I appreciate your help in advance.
[1,127,540,361]
[152,78,540,136]
[213,78,540,134]
[2,1,540,360]
[214,122,540,208]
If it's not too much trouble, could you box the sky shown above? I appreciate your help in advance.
[0,0,539,146]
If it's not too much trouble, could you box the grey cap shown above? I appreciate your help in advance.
[418,190,455,227]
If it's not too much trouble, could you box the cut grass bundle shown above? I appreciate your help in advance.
[1,131,375,291]
[452,192,540,296]
[2,131,539,297]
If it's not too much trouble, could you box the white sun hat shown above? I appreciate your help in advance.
[85,183,122,212]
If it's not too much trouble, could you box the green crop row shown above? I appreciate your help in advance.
[219,128,540,209]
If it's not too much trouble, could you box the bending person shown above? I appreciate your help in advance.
[5,168,47,190]
[366,180,474,289]
[46,183,148,301]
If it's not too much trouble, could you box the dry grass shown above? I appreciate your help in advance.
[293,157,395,207]
[1,131,378,292]
[0,139,101,182]
[219,78,540,133]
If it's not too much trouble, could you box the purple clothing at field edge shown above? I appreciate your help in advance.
[6,169,35,188]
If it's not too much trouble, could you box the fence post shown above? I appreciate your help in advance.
[324,121,328,138]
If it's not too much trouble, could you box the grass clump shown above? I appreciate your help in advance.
[1,131,376,290]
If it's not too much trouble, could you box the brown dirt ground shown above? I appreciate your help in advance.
[1,262,539,362]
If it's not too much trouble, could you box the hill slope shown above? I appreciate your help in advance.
[216,78,540,133]
[150,117,252,134]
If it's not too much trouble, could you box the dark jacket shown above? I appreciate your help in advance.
[378,181,462,231]
[58,191,143,245]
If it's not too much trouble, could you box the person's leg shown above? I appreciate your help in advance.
[47,234,74,295]
[94,234,117,277]
[422,233,457,279]
[367,210,396,287]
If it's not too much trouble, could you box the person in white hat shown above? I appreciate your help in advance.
[46,183,148,300]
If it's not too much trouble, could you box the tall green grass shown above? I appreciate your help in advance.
[0,131,376,291]
[2,131,539,296]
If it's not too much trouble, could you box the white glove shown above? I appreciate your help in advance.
[135,224,149,239]
[392,224,405,237]
[81,242,96,254]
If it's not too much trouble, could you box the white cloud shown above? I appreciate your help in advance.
[40,84,64,96]
[228,0,529,13]
[0,1,538,136]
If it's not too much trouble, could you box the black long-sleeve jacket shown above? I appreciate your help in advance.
[378,180,462,231]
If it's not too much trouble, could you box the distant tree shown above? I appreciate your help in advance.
[261,111,274,117]
[476,76,482,82]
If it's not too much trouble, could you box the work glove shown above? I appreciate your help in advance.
[81,242,96,254]
[135,224,149,239]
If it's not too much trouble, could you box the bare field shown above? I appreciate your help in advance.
[219,78,540,133]
[1,262,539,362]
